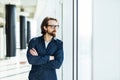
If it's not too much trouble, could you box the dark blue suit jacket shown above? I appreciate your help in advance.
[27,36,64,80]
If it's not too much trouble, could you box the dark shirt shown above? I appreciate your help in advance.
[27,36,64,80]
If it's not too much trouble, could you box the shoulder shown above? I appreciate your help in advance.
[29,36,42,43]
[30,37,38,41]
[28,36,42,47]
[54,38,63,45]
[53,38,63,49]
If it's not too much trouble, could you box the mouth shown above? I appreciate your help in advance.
[53,31,56,33]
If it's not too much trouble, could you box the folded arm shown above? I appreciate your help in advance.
[27,38,50,65]
[41,41,64,69]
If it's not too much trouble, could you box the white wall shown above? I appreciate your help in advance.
[93,0,120,80]
[78,0,92,80]
[62,0,73,80]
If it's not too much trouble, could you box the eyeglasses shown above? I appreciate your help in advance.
[47,25,59,29]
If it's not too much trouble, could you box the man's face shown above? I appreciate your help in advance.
[45,20,59,37]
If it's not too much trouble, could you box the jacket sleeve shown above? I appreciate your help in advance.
[27,38,49,65]
[42,41,64,69]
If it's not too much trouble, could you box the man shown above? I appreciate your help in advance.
[27,17,64,80]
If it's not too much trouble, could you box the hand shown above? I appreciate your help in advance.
[49,56,54,61]
[30,48,38,56]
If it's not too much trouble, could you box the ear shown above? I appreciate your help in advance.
[43,26,47,31]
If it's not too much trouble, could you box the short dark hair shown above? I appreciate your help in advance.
[40,17,58,35]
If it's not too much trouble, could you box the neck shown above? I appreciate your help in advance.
[44,34,53,42]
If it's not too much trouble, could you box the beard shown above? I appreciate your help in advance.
[46,30,56,37]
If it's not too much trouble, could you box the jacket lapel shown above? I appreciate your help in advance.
[38,36,46,55]
[46,39,57,55]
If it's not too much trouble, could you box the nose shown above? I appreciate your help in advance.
[53,29,57,32]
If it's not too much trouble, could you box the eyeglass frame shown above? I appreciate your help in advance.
[47,25,59,29]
